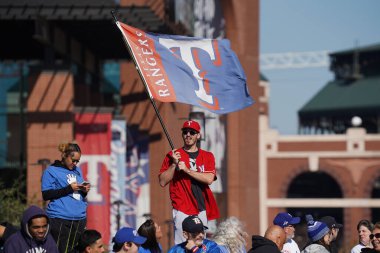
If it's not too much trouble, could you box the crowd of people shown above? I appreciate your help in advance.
[1,208,380,253]
[0,120,379,253]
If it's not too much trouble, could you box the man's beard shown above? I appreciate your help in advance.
[287,233,294,240]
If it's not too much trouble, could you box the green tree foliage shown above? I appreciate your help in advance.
[0,179,27,225]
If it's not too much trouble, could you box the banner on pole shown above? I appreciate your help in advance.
[75,112,112,244]
[124,126,150,228]
[110,120,127,241]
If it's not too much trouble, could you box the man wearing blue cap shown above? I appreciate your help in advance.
[273,212,301,253]
[112,227,147,253]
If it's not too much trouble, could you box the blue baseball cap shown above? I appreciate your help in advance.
[113,227,147,245]
[273,212,300,228]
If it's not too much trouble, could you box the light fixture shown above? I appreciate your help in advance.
[351,116,362,127]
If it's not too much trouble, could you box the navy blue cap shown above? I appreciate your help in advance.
[182,215,208,233]
[273,212,301,228]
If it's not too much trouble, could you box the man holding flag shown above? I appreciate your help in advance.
[114,18,253,244]
[159,120,219,244]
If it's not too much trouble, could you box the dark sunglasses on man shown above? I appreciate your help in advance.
[182,130,198,136]
[370,233,380,240]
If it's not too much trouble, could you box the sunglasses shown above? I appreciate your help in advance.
[182,130,198,136]
[370,233,380,240]
[71,158,80,164]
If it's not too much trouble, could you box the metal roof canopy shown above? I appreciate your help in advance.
[298,76,380,134]
[0,0,172,60]
[299,76,380,117]
[329,43,380,57]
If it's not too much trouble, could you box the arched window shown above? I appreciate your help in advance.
[371,176,380,222]
[287,171,343,198]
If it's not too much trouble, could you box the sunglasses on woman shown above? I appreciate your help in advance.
[71,159,80,164]
[370,233,380,240]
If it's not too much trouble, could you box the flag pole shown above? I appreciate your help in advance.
[111,11,175,150]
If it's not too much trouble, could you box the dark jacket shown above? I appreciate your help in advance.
[0,222,18,253]
[4,205,59,253]
[361,248,378,253]
[248,235,281,253]
[168,239,222,253]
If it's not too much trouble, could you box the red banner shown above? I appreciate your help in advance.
[75,112,112,243]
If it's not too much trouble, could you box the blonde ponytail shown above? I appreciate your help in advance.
[58,142,81,155]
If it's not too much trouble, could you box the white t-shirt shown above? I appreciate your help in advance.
[282,239,300,253]
[351,243,365,253]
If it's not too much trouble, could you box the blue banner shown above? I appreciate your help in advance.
[110,120,127,240]
[125,126,150,228]
[117,22,255,114]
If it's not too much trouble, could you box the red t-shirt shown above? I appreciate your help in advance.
[159,148,220,220]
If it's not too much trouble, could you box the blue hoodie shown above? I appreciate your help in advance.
[4,205,59,253]
[168,239,222,253]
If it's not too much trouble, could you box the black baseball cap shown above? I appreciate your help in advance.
[182,215,208,233]
[319,216,343,229]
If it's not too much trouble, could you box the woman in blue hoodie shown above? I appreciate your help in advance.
[4,205,59,253]
[41,142,90,253]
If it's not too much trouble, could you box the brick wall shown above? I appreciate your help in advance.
[26,70,74,205]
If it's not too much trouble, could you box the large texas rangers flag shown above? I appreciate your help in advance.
[116,22,254,114]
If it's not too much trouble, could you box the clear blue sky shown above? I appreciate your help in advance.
[260,0,380,134]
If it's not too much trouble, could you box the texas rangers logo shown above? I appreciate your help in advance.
[192,217,202,224]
